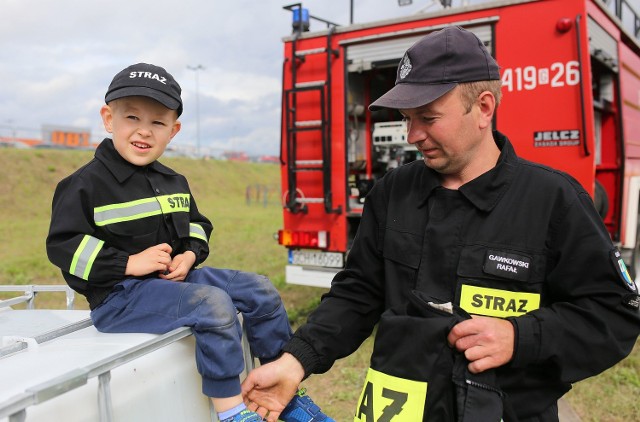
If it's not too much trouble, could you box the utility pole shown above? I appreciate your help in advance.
[187,64,205,156]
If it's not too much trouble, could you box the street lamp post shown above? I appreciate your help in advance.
[187,64,205,156]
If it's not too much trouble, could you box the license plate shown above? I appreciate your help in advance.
[289,250,344,268]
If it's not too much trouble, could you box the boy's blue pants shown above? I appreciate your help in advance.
[90,267,293,398]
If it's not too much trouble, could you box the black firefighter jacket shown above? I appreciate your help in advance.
[46,138,213,309]
[283,131,640,421]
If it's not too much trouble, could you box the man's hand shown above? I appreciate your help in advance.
[159,251,196,281]
[125,243,172,277]
[241,353,305,422]
[447,316,515,373]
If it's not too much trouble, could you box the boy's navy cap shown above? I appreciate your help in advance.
[105,63,183,116]
[369,26,500,111]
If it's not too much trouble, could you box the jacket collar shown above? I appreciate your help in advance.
[418,131,517,212]
[459,131,517,212]
[95,138,177,183]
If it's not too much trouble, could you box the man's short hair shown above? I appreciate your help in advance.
[458,80,503,114]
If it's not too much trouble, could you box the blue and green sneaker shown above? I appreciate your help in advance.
[279,388,335,422]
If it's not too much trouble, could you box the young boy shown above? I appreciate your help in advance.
[46,63,333,422]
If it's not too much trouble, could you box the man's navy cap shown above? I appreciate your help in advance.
[369,26,500,111]
[105,63,183,117]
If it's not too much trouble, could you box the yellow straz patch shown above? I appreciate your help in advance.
[157,194,190,213]
[354,368,427,422]
[459,285,540,318]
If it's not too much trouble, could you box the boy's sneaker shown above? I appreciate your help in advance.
[221,409,264,422]
[279,388,335,422]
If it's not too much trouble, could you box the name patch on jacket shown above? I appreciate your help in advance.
[483,250,531,282]
[355,367,426,422]
[460,285,540,318]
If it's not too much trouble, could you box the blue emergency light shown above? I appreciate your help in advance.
[292,7,310,32]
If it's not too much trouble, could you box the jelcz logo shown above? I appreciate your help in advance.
[534,130,580,147]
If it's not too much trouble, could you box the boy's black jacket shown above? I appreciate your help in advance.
[47,139,212,309]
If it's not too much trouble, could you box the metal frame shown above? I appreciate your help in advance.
[0,326,196,422]
[0,286,256,422]
[0,285,76,310]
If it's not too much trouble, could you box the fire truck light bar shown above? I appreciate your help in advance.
[278,230,328,249]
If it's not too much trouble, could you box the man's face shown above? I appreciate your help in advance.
[400,87,483,178]
[100,96,181,167]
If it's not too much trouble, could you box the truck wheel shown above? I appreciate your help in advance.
[630,223,640,282]
[594,179,609,219]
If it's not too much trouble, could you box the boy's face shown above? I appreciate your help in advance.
[100,96,181,167]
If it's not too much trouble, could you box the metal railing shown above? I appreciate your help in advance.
[0,285,76,310]
[0,286,256,422]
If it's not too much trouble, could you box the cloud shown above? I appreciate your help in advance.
[193,67,280,103]
[0,0,454,153]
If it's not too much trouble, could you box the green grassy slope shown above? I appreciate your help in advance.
[0,149,285,291]
[0,148,637,421]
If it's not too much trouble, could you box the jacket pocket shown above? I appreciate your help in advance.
[361,293,506,422]
[103,216,161,238]
[170,212,191,239]
[103,217,161,252]
[382,228,422,269]
[455,244,546,318]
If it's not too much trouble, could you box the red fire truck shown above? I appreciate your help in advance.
[277,0,640,288]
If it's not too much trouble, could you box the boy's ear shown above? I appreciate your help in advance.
[169,120,181,141]
[100,105,114,133]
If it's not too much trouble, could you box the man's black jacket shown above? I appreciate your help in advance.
[284,131,640,420]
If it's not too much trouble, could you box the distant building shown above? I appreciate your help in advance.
[222,151,250,162]
[42,124,96,149]
[257,155,279,164]
[0,137,41,148]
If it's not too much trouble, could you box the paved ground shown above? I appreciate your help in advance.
[559,398,582,422]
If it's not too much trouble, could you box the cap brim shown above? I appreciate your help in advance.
[369,82,457,111]
[105,86,181,112]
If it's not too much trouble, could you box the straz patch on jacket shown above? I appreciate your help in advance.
[460,285,540,318]
[483,250,531,281]
[355,368,427,422]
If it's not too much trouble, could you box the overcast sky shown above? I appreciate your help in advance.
[1,0,467,156]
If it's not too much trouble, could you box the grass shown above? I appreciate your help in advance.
[1,148,638,421]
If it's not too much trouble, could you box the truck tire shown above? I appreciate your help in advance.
[594,179,609,219]
[629,222,640,281]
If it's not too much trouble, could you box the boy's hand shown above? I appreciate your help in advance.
[125,243,172,277]
[159,251,196,281]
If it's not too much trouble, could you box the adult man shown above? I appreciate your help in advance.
[242,26,640,421]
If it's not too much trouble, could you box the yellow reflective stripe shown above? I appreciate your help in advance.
[94,198,161,226]
[70,235,104,280]
[93,194,190,226]
[459,284,540,318]
[189,223,207,242]
[355,367,427,422]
